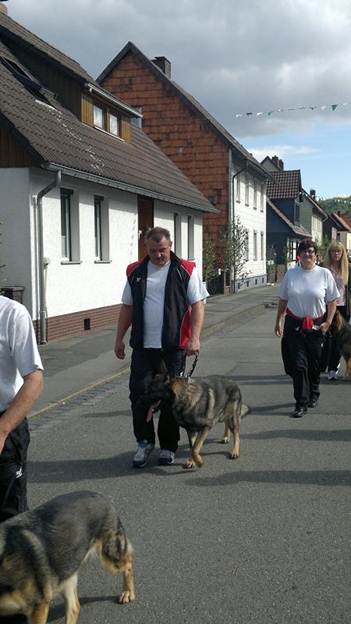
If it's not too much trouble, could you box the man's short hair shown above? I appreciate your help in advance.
[297,238,318,255]
[145,227,171,243]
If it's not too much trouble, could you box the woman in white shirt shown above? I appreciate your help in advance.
[323,241,351,379]
[274,239,339,418]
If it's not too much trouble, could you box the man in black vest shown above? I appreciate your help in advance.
[115,226,208,468]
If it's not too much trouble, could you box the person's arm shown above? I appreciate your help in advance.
[319,300,337,335]
[186,300,205,355]
[114,304,133,359]
[274,298,288,337]
[0,370,43,454]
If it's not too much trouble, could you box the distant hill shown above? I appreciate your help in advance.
[319,196,351,214]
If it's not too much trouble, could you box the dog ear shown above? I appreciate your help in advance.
[333,310,343,332]
[156,359,168,375]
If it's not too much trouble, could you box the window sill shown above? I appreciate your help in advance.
[94,259,112,264]
[61,260,82,265]
[93,125,124,141]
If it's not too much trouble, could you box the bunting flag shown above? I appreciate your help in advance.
[234,101,349,118]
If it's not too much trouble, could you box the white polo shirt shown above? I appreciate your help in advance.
[122,261,209,348]
[0,296,43,411]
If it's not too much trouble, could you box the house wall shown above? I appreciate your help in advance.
[232,170,266,288]
[311,213,323,244]
[100,52,229,261]
[0,168,35,312]
[339,231,351,252]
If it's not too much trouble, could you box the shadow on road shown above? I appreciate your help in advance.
[186,469,351,488]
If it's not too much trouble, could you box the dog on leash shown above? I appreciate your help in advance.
[144,373,250,469]
[332,310,351,378]
[0,491,135,624]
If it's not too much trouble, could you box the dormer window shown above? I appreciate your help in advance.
[109,113,119,136]
[93,104,104,129]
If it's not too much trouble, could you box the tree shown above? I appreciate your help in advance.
[220,216,249,292]
[202,238,217,283]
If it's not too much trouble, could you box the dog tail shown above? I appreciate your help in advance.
[241,403,251,418]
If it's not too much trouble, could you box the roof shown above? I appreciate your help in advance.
[336,212,351,229]
[267,198,311,237]
[302,189,328,218]
[266,170,301,200]
[0,10,93,82]
[331,212,351,232]
[0,53,216,214]
[0,11,140,118]
[97,42,268,178]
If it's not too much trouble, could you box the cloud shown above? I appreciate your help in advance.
[248,145,320,163]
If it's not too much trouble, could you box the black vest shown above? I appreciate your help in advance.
[127,252,194,350]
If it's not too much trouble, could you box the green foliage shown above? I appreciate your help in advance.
[220,216,248,286]
[202,238,217,282]
[319,196,351,214]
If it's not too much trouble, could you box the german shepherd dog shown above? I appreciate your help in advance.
[0,491,135,623]
[144,374,250,469]
[332,310,351,378]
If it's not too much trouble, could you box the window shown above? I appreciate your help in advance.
[253,230,258,261]
[253,180,257,209]
[173,213,182,256]
[61,190,72,260]
[260,184,265,212]
[94,196,110,261]
[93,105,104,129]
[187,216,194,259]
[245,229,249,261]
[235,174,241,202]
[109,113,119,136]
[245,175,249,205]
[260,231,264,260]
[60,189,80,262]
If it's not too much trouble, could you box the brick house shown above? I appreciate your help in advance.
[98,42,269,292]
[0,9,215,341]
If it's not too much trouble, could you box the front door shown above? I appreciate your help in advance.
[138,196,154,259]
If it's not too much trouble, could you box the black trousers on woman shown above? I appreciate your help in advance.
[282,316,325,408]
[327,305,348,372]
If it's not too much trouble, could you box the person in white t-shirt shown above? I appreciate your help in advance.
[274,239,339,418]
[0,296,43,522]
[115,226,208,468]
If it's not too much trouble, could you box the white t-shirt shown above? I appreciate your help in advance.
[122,261,209,348]
[0,296,43,411]
[279,264,340,318]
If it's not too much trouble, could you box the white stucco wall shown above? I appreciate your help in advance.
[232,168,266,279]
[0,169,36,314]
[311,214,323,244]
[154,200,204,275]
[339,231,351,253]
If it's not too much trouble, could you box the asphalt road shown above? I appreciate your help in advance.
[27,307,351,624]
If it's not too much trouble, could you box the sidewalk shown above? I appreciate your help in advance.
[33,283,279,416]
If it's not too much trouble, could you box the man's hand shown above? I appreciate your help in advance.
[0,431,7,455]
[274,320,283,337]
[186,337,200,356]
[115,339,126,359]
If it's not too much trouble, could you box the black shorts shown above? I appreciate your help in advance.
[0,417,29,522]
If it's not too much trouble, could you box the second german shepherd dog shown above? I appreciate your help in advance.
[0,491,135,624]
[144,373,250,469]
[332,309,351,378]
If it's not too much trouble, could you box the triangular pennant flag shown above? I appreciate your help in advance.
[331,104,338,111]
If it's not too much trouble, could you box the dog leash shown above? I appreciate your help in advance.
[180,352,199,378]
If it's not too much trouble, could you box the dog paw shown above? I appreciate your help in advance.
[220,436,229,444]
[182,459,196,470]
[118,591,135,604]
[192,453,203,468]
[229,452,240,460]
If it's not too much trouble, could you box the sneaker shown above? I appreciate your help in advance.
[158,449,175,465]
[132,440,154,468]
[327,370,336,380]
[290,405,307,418]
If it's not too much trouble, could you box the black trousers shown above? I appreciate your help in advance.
[0,416,29,523]
[282,316,325,407]
[328,305,348,372]
[129,349,186,452]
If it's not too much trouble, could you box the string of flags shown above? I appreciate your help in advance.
[234,101,350,118]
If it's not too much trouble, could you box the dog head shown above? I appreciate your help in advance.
[140,372,175,413]
[101,519,133,575]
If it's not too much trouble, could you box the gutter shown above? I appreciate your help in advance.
[45,163,217,214]
[34,171,61,344]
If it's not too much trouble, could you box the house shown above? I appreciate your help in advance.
[98,42,269,292]
[300,189,328,244]
[0,9,216,341]
[328,213,351,252]
[262,156,311,267]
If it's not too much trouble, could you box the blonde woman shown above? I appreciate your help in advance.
[324,241,351,379]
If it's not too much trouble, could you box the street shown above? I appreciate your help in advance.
[28,306,350,624]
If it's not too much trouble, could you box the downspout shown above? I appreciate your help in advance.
[34,171,61,343]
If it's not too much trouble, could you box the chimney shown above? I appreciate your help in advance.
[279,159,284,170]
[152,56,171,79]
[271,155,284,170]
[0,1,8,14]
[310,189,316,200]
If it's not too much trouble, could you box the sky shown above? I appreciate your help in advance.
[7,0,351,199]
